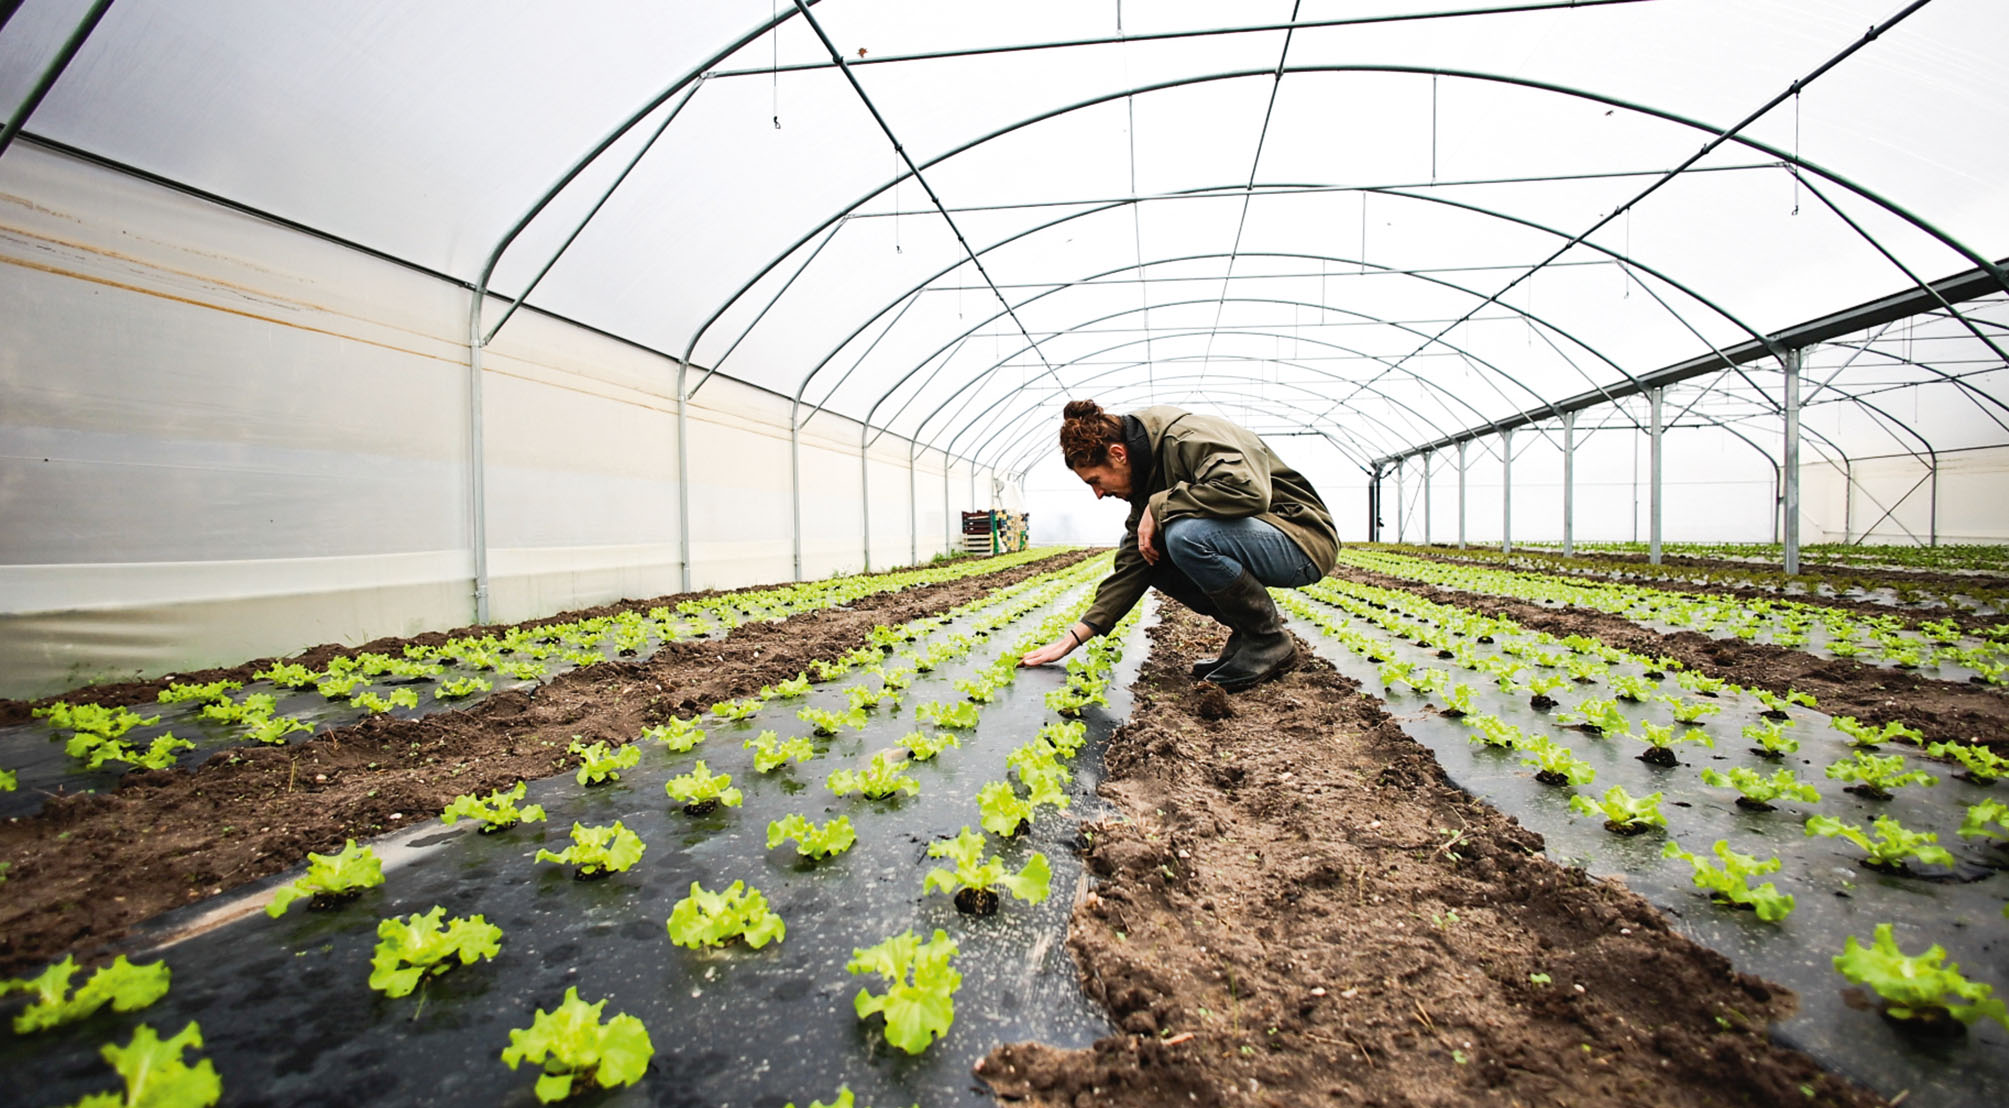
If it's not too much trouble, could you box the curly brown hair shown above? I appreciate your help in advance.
[1060,399,1124,469]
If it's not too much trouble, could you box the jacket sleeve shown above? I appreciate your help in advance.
[1078,505,1153,636]
[1145,429,1272,529]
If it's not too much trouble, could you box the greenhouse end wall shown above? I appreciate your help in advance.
[0,144,994,700]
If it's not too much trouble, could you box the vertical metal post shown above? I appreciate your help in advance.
[1456,440,1467,549]
[1561,409,1576,557]
[1782,349,1802,576]
[1500,428,1513,554]
[677,364,693,592]
[1366,466,1381,542]
[789,403,803,581]
[1843,459,1853,543]
[1422,451,1432,546]
[1929,456,1939,547]
[1649,387,1664,566]
[943,456,953,557]
[1394,459,1405,544]
[859,425,872,572]
[466,300,492,624]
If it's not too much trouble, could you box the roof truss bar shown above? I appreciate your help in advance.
[1373,257,2009,468]
[0,0,111,164]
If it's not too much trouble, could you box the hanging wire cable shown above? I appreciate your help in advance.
[789,0,1064,391]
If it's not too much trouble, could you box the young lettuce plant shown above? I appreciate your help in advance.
[535,822,646,880]
[1701,766,1820,811]
[664,761,743,815]
[1833,923,2009,1032]
[666,881,786,949]
[1634,721,1713,767]
[246,714,313,745]
[827,751,919,800]
[500,987,654,1103]
[899,729,961,762]
[798,706,869,737]
[1825,751,1938,800]
[69,732,195,771]
[922,826,1052,915]
[847,929,961,1055]
[440,781,547,833]
[369,907,503,998]
[1568,785,1667,834]
[1660,840,1796,921]
[1464,714,1525,749]
[914,700,981,730]
[1959,799,2009,844]
[1526,674,1568,709]
[0,955,171,1033]
[1518,736,1596,787]
[65,1022,220,1108]
[766,814,857,859]
[1926,740,2007,784]
[761,674,813,701]
[568,739,641,786]
[36,702,160,739]
[1037,719,1087,758]
[640,716,706,752]
[1832,715,1925,748]
[436,675,492,701]
[349,688,420,714]
[254,663,318,689]
[1665,697,1722,725]
[744,730,816,773]
[266,840,384,916]
[1045,684,1107,717]
[1556,698,1631,737]
[158,679,242,705]
[1743,718,1799,759]
[977,781,1036,837]
[1805,814,1954,874]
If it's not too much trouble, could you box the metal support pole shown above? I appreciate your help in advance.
[942,456,952,557]
[1395,460,1405,543]
[1422,451,1432,546]
[466,300,491,624]
[1843,459,1854,543]
[1649,386,1664,566]
[1366,467,1381,542]
[1561,409,1575,557]
[1783,349,1801,576]
[909,441,919,567]
[1456,440,1467,549]
[789,404,803,581]
[1930,455,1940,547]
[1500,428,1513,554]
[860,426,872,573]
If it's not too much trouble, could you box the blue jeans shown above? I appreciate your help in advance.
[1155,516,1322,607]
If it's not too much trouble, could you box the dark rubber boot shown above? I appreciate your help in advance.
[1189,630,1243,678]
[1199,572,1297,692]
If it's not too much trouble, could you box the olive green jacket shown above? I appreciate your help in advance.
[1079,406,1338,635]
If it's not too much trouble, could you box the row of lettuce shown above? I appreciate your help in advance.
[1340,547,2009,684]
[2,553,1136,1107]
[1280,575,2009,1035]
[1513,539,2009,576]
[6,547,1067,790]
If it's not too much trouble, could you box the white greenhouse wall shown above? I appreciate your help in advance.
[1802,446,2009,546]
[0,145,1003,699]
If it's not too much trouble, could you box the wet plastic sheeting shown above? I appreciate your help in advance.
[3,589,1151,1108]
[1284,601,2008,1106]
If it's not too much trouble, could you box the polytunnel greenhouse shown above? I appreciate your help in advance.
[2,1,2006,1105]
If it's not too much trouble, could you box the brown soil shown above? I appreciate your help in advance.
[1340,565,2009,753]
[978,604,1883,1108]
[0,550,1094,976]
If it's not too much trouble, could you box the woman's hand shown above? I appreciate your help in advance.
[1136,504,1159,564]
[1020,622,1090,666]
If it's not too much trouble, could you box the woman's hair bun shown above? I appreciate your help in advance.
[1062,398,1105,422]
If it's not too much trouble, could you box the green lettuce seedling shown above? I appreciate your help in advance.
[534,822,646,878]
[1045,685,1107,717]
[246,714,313,745]
[1518,736,1595,786]
[953,676,1000,704]
[67,1022,220,1108]
[899,729,961,761]
[158,680,242,705]
[1743,718,1799,758]
[1038,719,1087,758]
[798,706,869,736]
[69,732,195,771]
[1701,766,1820,809]
[640,716,706,752]
[922,826,1052,911]
[1608,674,1656,702]
[349,688,419,714]
[667,880,786,949]
[436,676,492,700]
[665,761,743,811]
[847,929,961,1055]
[1569,785,1666,833]
[36,701,159,739]
[198,692,275,723]
[744,730,816,773]
[783,1087,914,1108]
[254,663,318,689]
[1556,698,1631,736]
[440,781,547,833]
[266,839,384,916]
[977,781,1036,837]
[828,751,919,800]
[766,813,857,858]
[1660,840,1796,921]
[0,768,15,792]
[710,698,762,722]
[1805,814,1954,872]
[1,955,171,1033]
[1833,923,2009,1030]
[317,674,367,699]
[1959,799,2008,842]
[568,739,640,786]
[1634,721,1713,766]
[761,674,813,700]
[809,658,851,682]
[1464,714,1525,749]
[915,700,981,730]
[369,907,503,998]
[1825,751,1937,800]
[501,986,654,1103]
[1926,740,2008,783]
[1665,697,1721,724]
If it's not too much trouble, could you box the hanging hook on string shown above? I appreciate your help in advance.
[771,0,782,129]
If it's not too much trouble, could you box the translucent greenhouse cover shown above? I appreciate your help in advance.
[3,0,2004,478]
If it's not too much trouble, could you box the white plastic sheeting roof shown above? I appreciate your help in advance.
[4,0,2004,477]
